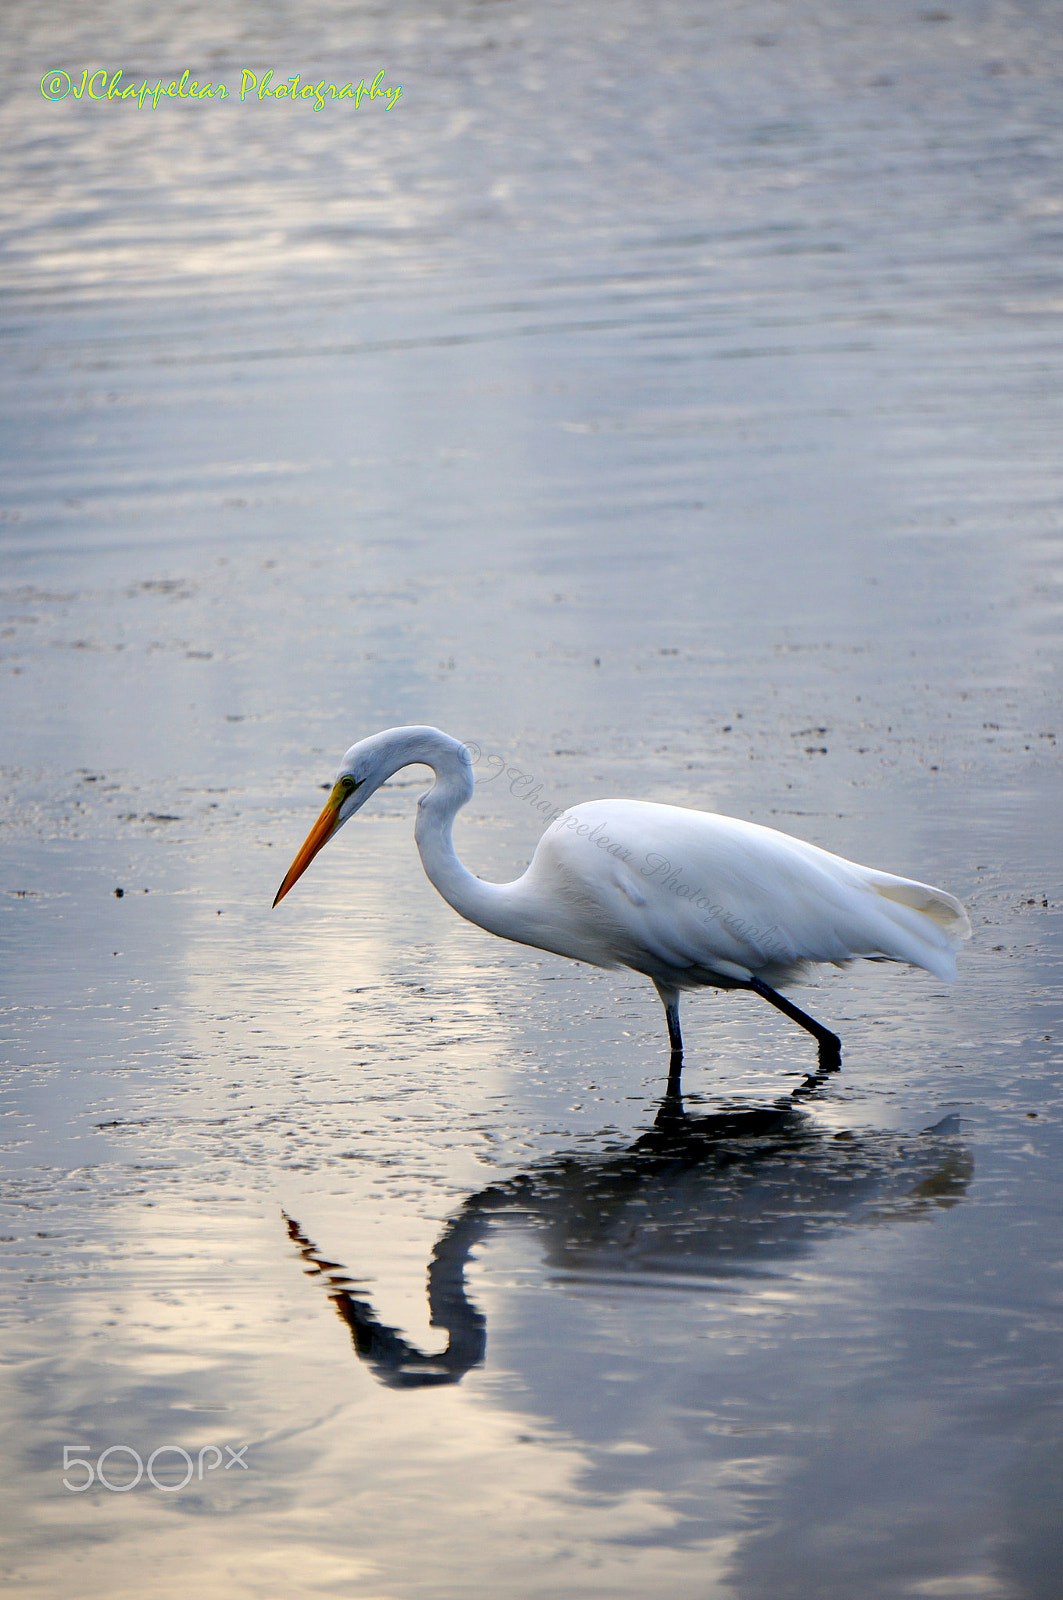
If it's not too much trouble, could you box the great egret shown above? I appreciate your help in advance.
[273,726,970,1075]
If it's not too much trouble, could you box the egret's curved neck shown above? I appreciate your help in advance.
[403,733,519,939]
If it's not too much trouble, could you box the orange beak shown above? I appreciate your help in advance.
[272,781,347,907]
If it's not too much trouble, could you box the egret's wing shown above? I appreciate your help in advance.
[536,801,969,985]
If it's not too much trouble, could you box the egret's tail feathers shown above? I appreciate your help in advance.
[869,877,971,941]
[865,873,971,982]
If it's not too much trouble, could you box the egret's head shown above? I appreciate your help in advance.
[272,726,469,909]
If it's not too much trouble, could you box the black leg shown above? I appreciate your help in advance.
[748,976,842,1070]
[664,1000,684,1092]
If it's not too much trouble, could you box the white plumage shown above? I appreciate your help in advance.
[531,798,967,985]
[274,726,970,1073]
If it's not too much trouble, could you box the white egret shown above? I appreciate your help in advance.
[273,726,970,1075]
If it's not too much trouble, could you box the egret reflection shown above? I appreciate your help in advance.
[285,1093,971,1390]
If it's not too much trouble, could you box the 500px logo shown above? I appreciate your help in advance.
[40,67,402,111]
[62,1442,249,1492]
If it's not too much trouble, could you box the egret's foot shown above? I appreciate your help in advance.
[792,1041,843,1098]
[817,1032,842,1070]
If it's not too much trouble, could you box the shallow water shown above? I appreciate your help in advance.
[2,3,1062,1596]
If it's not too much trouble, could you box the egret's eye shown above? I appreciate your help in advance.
[329,774,360,805]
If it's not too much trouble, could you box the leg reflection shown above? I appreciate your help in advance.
[284,1093,970,1393]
